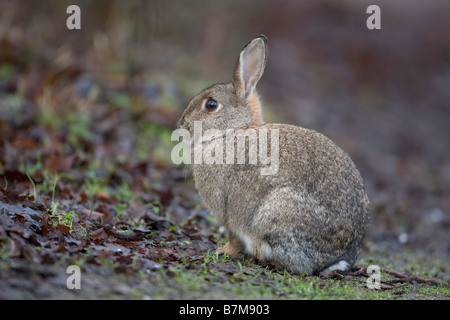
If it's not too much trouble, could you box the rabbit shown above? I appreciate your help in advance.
[177,35,371,276]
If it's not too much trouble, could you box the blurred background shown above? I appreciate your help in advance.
[0,0,449,276]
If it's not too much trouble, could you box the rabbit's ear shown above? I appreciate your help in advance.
[233,35,268,99]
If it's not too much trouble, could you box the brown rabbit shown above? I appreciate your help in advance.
[177,35,371,275]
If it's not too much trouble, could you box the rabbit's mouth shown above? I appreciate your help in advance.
[177,116,188,130]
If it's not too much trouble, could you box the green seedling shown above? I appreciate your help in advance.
[26,171,37,201]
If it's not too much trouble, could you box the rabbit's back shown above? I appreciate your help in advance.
[194,123,370,223]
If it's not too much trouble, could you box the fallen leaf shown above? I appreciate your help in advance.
[56,224,71,234]
[88,227,108,243]
[44,154,77,173]
[81,208,104,220]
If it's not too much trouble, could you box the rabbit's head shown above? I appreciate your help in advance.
[178,35,268,137]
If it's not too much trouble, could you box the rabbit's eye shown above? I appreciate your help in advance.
[204,98,219,112]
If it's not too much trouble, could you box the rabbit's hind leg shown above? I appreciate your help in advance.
[268,241,317,275]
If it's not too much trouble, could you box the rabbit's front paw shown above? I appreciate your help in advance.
[215,240,243,258]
